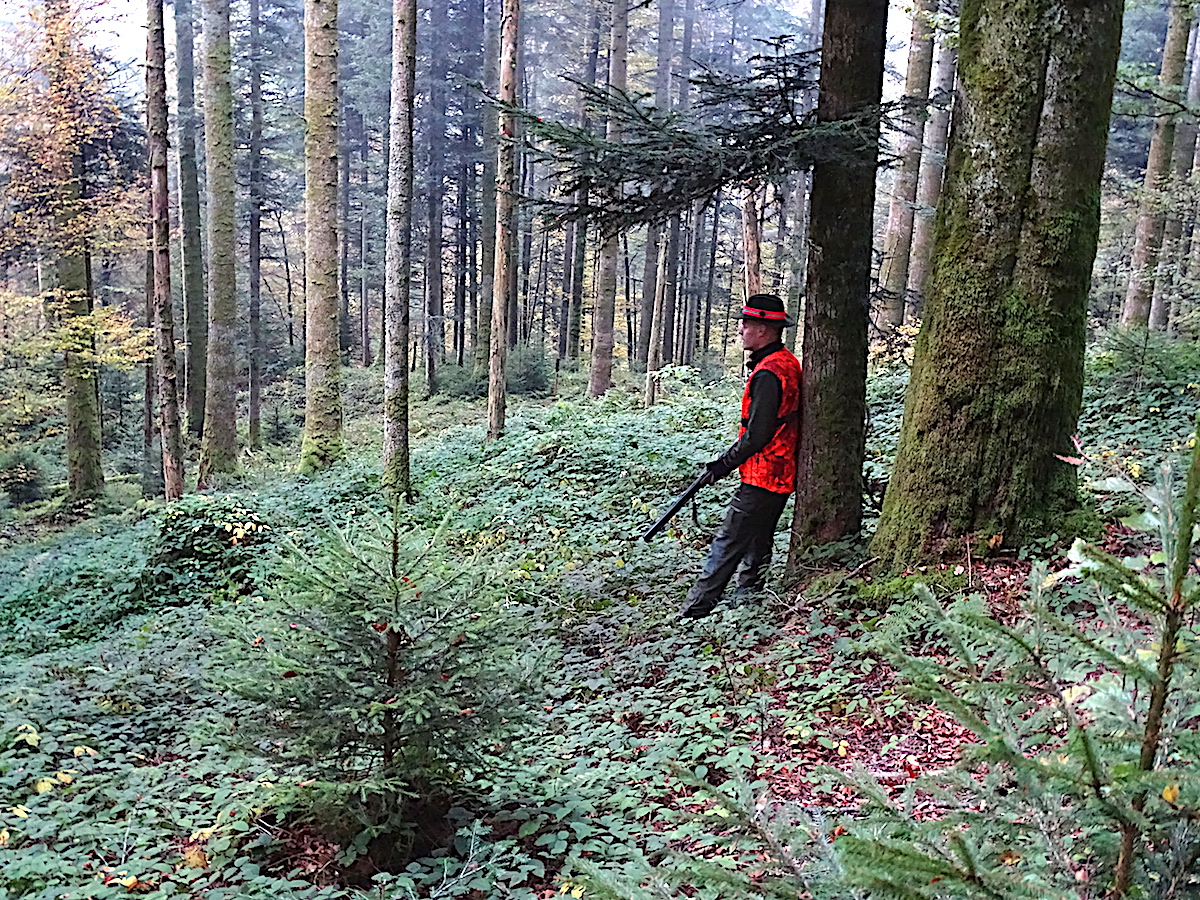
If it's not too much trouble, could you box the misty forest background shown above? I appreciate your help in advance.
[4,0,1200,898]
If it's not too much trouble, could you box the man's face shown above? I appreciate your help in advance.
[739,319,779,352]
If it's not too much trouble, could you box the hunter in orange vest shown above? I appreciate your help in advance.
[680,293,801,620]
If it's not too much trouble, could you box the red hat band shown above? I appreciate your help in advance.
[742,306,787,320]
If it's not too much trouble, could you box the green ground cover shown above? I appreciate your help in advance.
[0,351,1197,899]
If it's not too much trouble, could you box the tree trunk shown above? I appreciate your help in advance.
[877,0,936,329]
[197,0,239,486]
[662,217,680,363]
[361,118,373,366]
[871,0,1123,566]
[587,0,628,398]
[637,227,661,370]
[44,0,104,502]
[148,0,183,499]
[1122,0,1193,329]
[174,0,206,438]
[486,0,519,439]
[425,0,448,395]
[383,0,416,499]
[1151,19,1200,332]
[474,0,499,376]
[339,98,352,362]
[787,0,886,554]
[741,188,763,299]
[298,0,344,473]
[906,36,957,314]
[644,240,669,406]
[247,0,264,450]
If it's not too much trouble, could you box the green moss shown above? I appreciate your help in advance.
[855,570,968,603]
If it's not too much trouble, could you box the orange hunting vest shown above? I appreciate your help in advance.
[738,348,802,494]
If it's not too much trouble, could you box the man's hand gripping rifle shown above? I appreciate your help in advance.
[641,470,712,542]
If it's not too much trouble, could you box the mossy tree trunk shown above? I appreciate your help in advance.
[197,0,239,487]
[299,0,344,473]
[148,0,184,500]
[787,0,886,554]
[871,0,1124,568]
[1121,0,1193,330]
[383,0,415,500]
[174,0,206,438]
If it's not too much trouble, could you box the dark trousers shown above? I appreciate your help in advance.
[681,482,790,617]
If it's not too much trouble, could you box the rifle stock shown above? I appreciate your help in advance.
[642,473,708,542]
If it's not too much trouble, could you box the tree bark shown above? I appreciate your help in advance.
[1122,0,1193,329]
[486,0,519,439]
[877,0,936,329]
[1151,19,1200,332]
[298,0,344,473]
[741,188,763,299]
[474,0,499,376]
[43,0,103,501]
[361,117,373,366]
[787,0,886,554]
[383,0,415,499]
[197,0,239,486]
[174,0,206,438]
[148,0,183,499]
[425,0,448,395]
[906,36,957,314]
[587,0,628,398]
[872,0,1123,566]
[248,0,264,450]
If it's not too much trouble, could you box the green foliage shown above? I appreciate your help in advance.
[436,344,551,400]
[0,448,46,505]
[213,516,531,862]
[144,493,274,600]
[582,434,1200,899]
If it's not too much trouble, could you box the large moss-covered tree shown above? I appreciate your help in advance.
[872,0,1124,567]
[299,0,344,473]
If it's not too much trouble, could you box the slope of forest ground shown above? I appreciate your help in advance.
[0,340,1198,900]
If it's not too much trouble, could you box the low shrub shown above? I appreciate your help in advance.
[0,447,47,505]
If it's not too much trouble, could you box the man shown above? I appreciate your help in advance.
[679,293,801,619]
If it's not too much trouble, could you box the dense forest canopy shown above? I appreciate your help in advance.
[0,0,1199,897]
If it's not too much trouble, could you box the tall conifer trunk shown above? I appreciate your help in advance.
[878,0,936,328]
[872,0,1123,566]
[46,0,103,501]
[383,0,415,498]
[148,0,183,499]
[299,0,344,472]
[1122,0,1193,329]
[248,0,264,450]
[787,0,886,552]
[174,0,206,437]
[474,0,499,376]
[906,37,956,313]
[486,0,519,439]
[197,0,238,486]
[587,0,628,397]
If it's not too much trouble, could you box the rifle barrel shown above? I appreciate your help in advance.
[641,474,707,542]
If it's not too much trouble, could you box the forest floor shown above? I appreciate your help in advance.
[0,352,1195,899]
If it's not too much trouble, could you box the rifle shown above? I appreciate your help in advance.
[642,473,708,542]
